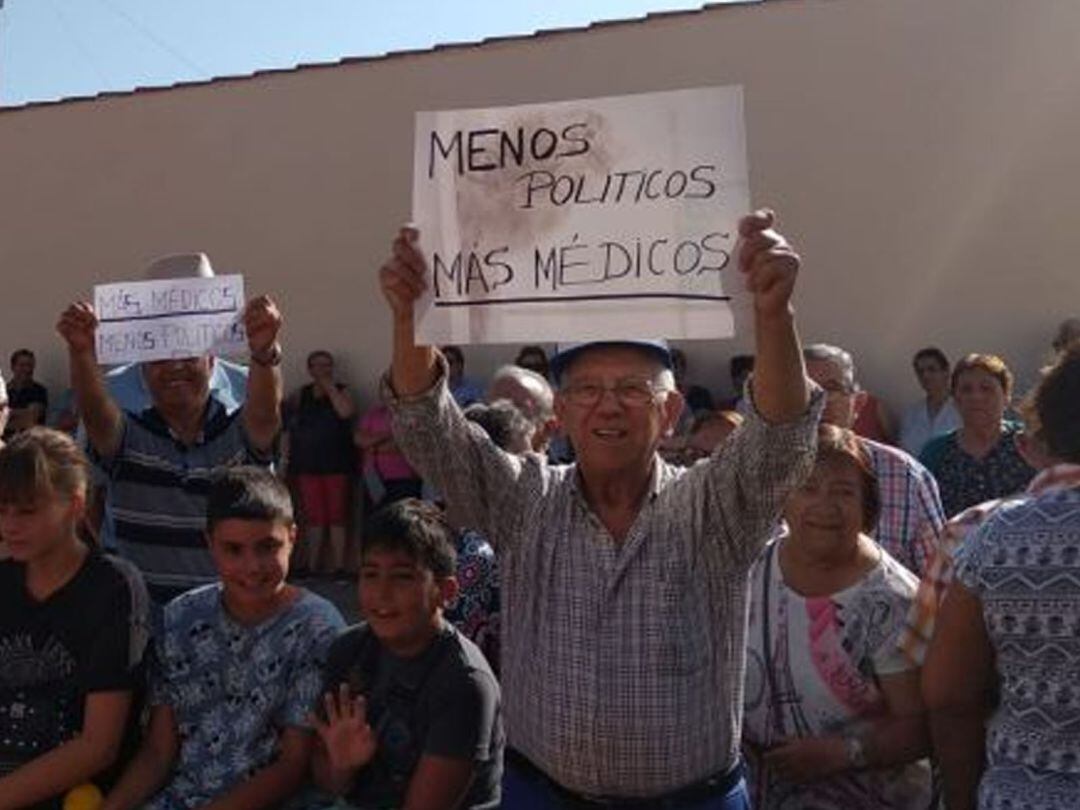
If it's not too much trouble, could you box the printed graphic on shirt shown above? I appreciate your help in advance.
[0,635,78,769]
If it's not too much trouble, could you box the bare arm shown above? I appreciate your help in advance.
[201,727,313,810]
[56,302,124,459]
[764,668,929,782]
[922,580,993,810]
[738,210,811,424]
[102,704,179,810]
[311,739,358,798]
[381,227,439,397]
[320,381,357,420]
[241,295,284,454]
[863,669,931,766]
[0,691,131,810]
[402,755,476,810]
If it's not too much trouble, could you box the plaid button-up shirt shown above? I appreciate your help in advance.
[897,463,1080,666]
[387,371,822,798]
[861,438,945,576]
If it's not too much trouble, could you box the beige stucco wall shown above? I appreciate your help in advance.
[1,0,1078,415]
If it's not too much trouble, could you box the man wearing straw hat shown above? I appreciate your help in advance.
[57,252,284,604]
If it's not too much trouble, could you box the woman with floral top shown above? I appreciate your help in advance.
[920,353,1035,517]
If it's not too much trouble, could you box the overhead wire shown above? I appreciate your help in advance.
[92,0,209,78]
[45,0,113,90]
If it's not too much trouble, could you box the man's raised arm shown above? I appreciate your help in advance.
[374,226,532,547]
[241,295,284,454]
[56,302,124,459]
[738,209,811,423]
[380,227,439,397]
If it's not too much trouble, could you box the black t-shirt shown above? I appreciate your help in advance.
[8,381,48,414]
[0,550,150,807]
[4,381,48,436]
[322,621,504,810]
[285,383,355,475]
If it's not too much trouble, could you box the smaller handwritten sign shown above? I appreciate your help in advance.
[94,275,247,365]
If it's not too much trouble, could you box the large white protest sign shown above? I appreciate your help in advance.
[412,86,749,344]
[94,275,247,365]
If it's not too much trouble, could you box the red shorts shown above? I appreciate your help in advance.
[296,474,349,528]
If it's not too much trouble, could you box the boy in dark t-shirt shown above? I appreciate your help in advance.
[312,498,503,810]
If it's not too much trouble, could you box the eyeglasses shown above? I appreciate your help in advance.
[819,381,856,397]
[561,378,668,408]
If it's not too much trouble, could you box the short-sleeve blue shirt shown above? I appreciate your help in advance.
[149,584,344,809]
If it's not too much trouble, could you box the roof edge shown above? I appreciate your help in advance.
[0,1,760,114]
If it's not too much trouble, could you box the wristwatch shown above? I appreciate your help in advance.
[251,342,282,368]
[843,732,868,769]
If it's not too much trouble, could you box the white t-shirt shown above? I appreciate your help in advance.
[899,396,962,457]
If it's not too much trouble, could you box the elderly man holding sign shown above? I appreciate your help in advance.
[56,254,284,605]
[372,206,821,808]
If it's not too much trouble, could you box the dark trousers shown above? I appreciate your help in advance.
[501,754,750,810]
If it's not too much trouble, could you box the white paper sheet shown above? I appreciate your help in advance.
[412,86,750,344]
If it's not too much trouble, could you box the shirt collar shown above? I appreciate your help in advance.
[137,396,228,446]
[569,453,665,504]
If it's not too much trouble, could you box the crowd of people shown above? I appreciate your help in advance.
[0,213,1077,810]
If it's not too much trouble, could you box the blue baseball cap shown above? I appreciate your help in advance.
[550,340,673,384]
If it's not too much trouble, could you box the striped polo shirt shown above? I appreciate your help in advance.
[95,397,273,597]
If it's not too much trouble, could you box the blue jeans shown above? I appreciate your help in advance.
[501,761,751,810]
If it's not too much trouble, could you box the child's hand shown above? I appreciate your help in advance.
[311,684,378,773]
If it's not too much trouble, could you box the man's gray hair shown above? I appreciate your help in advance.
[489,364,555,416]
[803,343,858,390]
[655,367,677,392]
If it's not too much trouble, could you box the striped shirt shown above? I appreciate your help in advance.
[95,398,273,595]
[861,438,945,576]
[388,371,823,798]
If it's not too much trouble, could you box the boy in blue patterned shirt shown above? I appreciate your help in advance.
[103,467,344,810]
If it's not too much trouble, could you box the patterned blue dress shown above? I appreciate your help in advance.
[955,482,1080,809]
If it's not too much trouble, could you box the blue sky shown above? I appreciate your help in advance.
[0,0,717,106]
